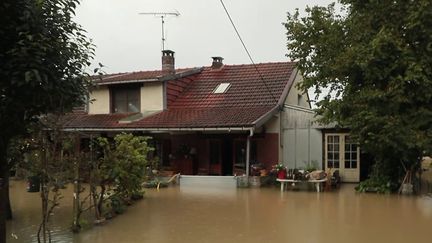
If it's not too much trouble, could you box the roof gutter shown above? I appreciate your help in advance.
[64,126,255,134]
[96,78,159,86]
[251,68,299,129]
[94,67,204,86]
[283,104,315,113]
[158,67,204,82]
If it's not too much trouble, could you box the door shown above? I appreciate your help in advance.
[325,134,360,182]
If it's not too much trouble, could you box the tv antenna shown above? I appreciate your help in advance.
[139,11,180,51]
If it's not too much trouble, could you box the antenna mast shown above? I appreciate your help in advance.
[139,11,180,50]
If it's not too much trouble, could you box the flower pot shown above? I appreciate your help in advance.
[277,170,287,179]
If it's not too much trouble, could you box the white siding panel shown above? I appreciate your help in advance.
[281,106,323,169]
[283,128,322,169]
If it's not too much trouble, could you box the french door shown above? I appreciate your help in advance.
[325,134,360,182]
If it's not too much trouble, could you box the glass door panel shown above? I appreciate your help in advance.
[326,135,340,169]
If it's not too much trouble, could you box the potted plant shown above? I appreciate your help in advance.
[273,163,287,179]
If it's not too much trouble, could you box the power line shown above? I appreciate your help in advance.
[219,0,278,103]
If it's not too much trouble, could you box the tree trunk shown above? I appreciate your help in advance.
[5,179,11,220]
[72,160,80,233]
[0,167,7,243]
[0,137,12,243]
[97,184,106,216]
[90,184,100,220]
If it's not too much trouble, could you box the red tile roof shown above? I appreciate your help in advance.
[64,113,132,129]
[167,62,295,108]
[126,107,275,128]
[65,62,297,130]
[94,68,196,85]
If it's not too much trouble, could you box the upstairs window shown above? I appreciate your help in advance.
[213,83,231,94]
[297,94,302,106]
[111,87,140,113]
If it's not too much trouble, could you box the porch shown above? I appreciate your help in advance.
[151,132,279,176]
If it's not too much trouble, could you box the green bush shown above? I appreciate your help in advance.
[356,161,400,193]
[92,133,156,215]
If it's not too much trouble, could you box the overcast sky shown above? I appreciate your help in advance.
[75,0,334,74]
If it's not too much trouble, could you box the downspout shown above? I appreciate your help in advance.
[294,120,297,169]
[308,119,311,167]
[245,128,254,177]
[279,109,284,164]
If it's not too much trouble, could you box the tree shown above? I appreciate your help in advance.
[285,0,432,189]
[92,134,152,217]
[18,115,78,243]
[71,133,153,232]
[0,0,93,241]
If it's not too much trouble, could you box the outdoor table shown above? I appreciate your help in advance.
[276,178,328,192]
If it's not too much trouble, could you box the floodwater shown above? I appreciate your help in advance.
[6,179,432,243]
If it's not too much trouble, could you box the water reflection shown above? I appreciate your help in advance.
[7,180,432,243]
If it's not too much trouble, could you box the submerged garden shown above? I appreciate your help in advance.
[8,115,161,242]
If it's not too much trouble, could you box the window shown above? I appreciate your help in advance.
[111,87,140,113]
[213,83,231,94]
[327,135,340,168]
[297,94,302,106]
[344,136,358,169]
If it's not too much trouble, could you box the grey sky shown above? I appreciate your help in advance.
[75,0,334,73]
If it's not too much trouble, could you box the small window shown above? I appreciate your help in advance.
[297,94,302,106]
[213,83,231,94]
[111,87,140,113]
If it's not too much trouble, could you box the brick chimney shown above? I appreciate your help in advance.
[162,50,175,75]
[211,56,224,69]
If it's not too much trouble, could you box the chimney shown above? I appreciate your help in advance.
[211,56,224,69]
[162,50,175,75]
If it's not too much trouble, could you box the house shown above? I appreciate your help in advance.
[65,50,362,182]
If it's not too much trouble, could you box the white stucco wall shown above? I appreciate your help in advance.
[141,83,164,112]
[88,86,110,114]
[285,74,310,108]
[88,82,165,114]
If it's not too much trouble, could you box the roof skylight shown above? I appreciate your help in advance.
[213,83,231,94]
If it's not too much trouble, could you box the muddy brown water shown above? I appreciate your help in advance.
[6,179,432,243]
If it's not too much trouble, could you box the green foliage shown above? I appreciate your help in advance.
[0,1,92,238]
[0,0,94,139]
[304,160,319,172]
[109,195,127,215]
[356,162,400,193]
[285,0,432,183]
[112,133,152,199]
[77,218,91,230]
[14,116,80,242]
[355,179,392,194]
[142,180,168,189]
[92,133,154,215]
[18,117,78,186]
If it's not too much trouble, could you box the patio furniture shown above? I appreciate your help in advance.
[276,178,328,192]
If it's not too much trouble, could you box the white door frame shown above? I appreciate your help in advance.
[324,133,360,182]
